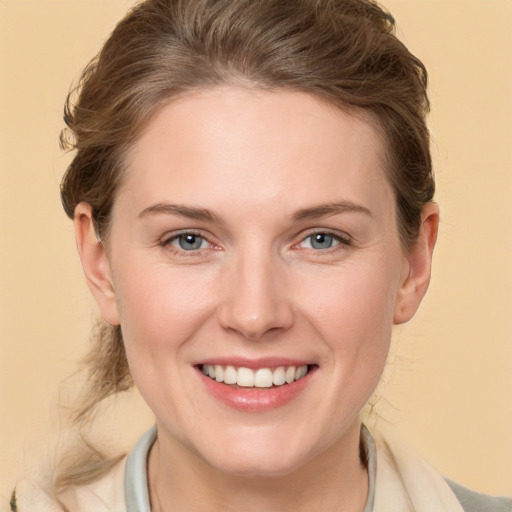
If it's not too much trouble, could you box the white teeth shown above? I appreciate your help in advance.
[285,366,296,384]
[295,365,308,380]
[236,367,254,387]
[201,364,310,388]
[254,368,273,388]
[223,365,237,385]
[272,366,286,386]
[214,365,224,382]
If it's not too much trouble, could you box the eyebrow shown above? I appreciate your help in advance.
[138,202,221,223]
[292,201,373,221]
[138,200,372,224]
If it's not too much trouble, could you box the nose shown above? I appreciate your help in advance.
[217,248,294,341]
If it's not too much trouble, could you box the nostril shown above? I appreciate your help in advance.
[217,299,294,341]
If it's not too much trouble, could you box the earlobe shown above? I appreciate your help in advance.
[74,202,120,326]
[393,203,439,325]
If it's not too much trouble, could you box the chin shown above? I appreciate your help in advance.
[207,453,304,478]
[194,431,315,478]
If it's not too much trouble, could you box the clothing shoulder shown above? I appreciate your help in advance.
[372,430,511,512]
[8,457,127,512]
[446,479,512,512]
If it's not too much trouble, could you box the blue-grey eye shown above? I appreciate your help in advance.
[309,233,335,249]
[304,233,340,251]
[176,234,205,250]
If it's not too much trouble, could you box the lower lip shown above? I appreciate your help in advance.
[197,368,315,412]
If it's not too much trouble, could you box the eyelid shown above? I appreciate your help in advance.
[161,229,208,245]
[160,229,222,257]
[158,228,351,254]
[296,228,351,245]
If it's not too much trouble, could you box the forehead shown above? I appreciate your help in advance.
[119,86,392,220]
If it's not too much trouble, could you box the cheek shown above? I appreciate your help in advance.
[298,257,401,410]
[112,265,218,411]
[300,259,400,348]
[114,264,216,346]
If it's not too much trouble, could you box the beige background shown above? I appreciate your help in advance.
[1,0,511,499]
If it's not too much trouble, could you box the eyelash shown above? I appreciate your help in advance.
[161,231,215,256]
[294,230,352,253]
[160,229,351,256]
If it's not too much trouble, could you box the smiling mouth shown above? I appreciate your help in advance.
[200,364,314,388]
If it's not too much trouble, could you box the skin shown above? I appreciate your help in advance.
[74,87,438,511]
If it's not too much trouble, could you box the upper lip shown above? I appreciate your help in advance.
[195,357,315,370]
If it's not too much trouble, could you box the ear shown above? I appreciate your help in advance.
[74,202,120,325]
[394,203,439,325]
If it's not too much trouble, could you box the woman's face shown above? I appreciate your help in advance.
[90,87,423,476]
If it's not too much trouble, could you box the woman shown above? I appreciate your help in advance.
[8,0,511,511]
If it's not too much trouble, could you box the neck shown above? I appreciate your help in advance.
[148,422,368,512]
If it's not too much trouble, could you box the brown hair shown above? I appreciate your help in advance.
[57,0,434,495]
